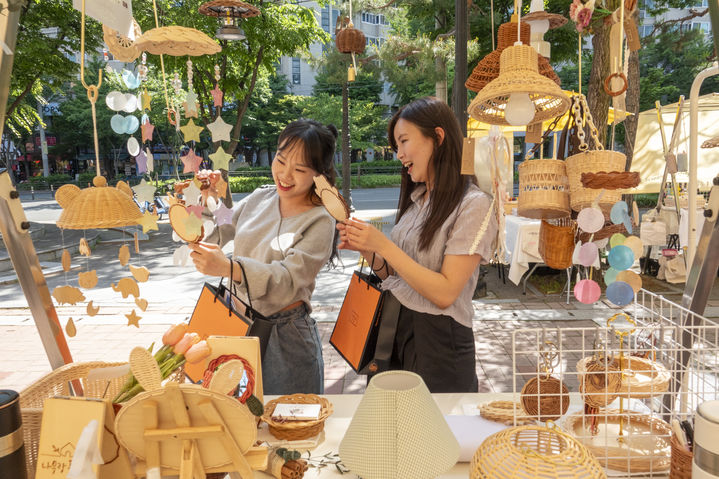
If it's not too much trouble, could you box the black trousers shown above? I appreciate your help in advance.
[389,304,478,393]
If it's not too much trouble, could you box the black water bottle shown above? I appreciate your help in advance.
[0,390,27,479]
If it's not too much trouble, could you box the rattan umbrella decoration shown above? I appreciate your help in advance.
[199,0,260,18]
[702,135,719,149]
[465,20,560,93]
[135,25,221,56]
[468,43,570,127]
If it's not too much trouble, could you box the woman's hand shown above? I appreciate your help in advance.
[189,242,230,277]
[337,218,389,254]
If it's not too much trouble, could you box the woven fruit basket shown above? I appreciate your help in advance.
[261,394,333,441]
[19,361,129,478]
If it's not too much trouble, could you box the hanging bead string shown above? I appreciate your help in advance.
[214,64,221,85]
[79,0,102,177]
[138,52,148,83]
[187,59,194,92]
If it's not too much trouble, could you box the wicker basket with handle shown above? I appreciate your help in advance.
[538,218,575,270]
[262,394,333,441]
[518,159,570,219]
[19,361,129,478]
[669,433,693,479]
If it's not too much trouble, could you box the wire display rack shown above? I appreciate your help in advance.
[510,289,718,476]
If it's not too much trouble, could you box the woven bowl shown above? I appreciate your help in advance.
[262,394,333,441]
[576,355,670,399]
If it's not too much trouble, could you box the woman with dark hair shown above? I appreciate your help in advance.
[338,97,497,392]
[189,119,339,395]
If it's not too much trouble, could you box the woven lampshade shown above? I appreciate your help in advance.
[522,10,568,30]
[56,176,141,229]
[468,44,570,127]
[135,26,221,56]
[339,371,459,479]
[466,21,560,93]
[199,0,260,18]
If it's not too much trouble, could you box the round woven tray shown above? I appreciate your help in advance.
[262,394,333,441]
[479,400,534,425]
[517,159,570,219]
[565,150,627,212]
[471,424,606,479]
[576,355,670,399]
[565,410,672,473]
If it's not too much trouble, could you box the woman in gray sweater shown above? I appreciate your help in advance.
[189,119,339,395]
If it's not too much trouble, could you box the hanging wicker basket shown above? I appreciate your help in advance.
[538,219,575,270]
[517,159,570,219]
[335,25,366,54]
[565,150,626,212]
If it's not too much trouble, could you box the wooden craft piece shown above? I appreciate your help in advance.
[209,146,232,171]
[208,360,245,396]
[79,237,91,256]
[215,176,228,199]
[135,26,221,56]
[78,270,98,289]
[115,346,262,476]
[138,210,159,234]
[134,231,140,253]
[135,297,148,312]
[119,244,130,266]
[313,175,349,222]
[478,400,533,425]
[102,19,142,63]
[52,285,86,305]
[87,301,100,316]
[62,249,71,272]
[65,318,77,337]
[129,265,150,283]
[126,310,141,328]
[169,204,204,243]
[111,277,140,298]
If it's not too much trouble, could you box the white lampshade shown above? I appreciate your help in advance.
[339,371,460,479]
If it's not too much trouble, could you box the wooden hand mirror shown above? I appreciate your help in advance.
[313,175,350,222]
[169,204,204,243]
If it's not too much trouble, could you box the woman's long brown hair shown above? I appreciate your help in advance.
[388,97,473,251]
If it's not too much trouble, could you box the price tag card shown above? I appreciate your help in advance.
[271,403,321,421]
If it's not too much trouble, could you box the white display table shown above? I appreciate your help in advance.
[503,215,542,285]
[255,392,512,478]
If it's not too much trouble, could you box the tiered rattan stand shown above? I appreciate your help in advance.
[115,348,267,478]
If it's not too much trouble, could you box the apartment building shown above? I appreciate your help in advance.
[276,4,396,106]
[639,0,712,37]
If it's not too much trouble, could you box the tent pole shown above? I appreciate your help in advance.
[688,62,719,266]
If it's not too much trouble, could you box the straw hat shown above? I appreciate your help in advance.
[468,44,570,127]
[522,10,568,30]
[56,176,142,229]
[136,26,221,56]
[199,0,260,18]
[466,21,560,93]
[701,135,719,148]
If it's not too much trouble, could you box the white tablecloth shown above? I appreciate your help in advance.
[504,215,542,285]
[255,392,512,478]
[679,207,706,249]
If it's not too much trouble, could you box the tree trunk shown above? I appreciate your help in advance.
[342,80,351,208]
[586,24,612,148]
[623,10,641,172]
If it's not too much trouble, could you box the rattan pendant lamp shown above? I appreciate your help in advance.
[465,19,560,93]
[199,0,260,41]
[56,0,141,230]
[468,1,569,127]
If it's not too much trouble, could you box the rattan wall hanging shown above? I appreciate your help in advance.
[465,21,560,93]
[520,340,570,422]
[335,16,366,54]
[470,423,606,479]
[135,25,222,56]
[56,176,142,229]
[468,44,570,127]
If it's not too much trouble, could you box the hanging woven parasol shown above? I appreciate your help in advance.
[466,21,560,93]
[702,135,719,149]
[135,26,222,56]
[56,177,142,229]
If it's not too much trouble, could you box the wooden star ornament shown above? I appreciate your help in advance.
[141,89,152,111]
[184,90,199,118]
[180,119,204,143]
[138,210,159,233]
[126,310,141,328]
[132,178,156,204]
[181,148,203,174]
[207,116,233,143]
[209,146,233,171]
[141,120,155,143]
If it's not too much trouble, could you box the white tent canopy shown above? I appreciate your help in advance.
[631,93,719,193]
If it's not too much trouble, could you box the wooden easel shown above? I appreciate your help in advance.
[115,348,267,478]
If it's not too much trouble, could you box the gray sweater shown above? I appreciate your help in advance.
[205,187,335,316]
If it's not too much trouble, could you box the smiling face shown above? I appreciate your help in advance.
[271,139,318,209]
[393,118,440,188]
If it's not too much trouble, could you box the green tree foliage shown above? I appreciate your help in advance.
[132,0,328,156]
[5,0,104,137]
[312,49,384,103]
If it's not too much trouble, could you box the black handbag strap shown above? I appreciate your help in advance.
[373,292,401,364]
[216,258,261,320]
